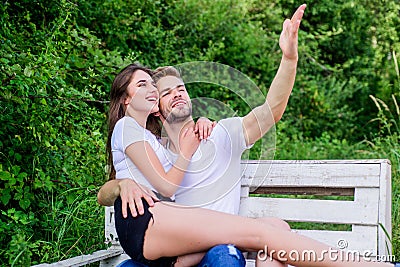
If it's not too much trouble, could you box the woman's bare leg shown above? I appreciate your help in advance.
[257,257,287,267]
[256,217,289,267]
[142,202,392,267]
[257,217,291,231]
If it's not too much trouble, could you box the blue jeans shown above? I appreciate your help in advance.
[198,244,246,267]
[117,244,246,267]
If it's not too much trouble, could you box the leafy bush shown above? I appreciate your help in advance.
[0,0,128,264]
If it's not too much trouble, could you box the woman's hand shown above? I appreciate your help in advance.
[194,117,217,140]
[118,179,159,218]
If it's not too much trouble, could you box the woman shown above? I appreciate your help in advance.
[107,61,399,267]
[109,63,215,266]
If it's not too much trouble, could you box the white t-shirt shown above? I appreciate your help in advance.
[111,116,170,195]
[164,117,250,214]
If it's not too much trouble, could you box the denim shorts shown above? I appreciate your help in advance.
[114,197,177,267]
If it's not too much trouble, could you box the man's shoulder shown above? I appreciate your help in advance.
[216,117,243,130]
[208,117,244,141]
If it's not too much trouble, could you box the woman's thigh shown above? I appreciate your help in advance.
[141,203,383,267]
[142,202,270,260]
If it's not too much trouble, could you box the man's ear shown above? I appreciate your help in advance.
[153,111,161,117]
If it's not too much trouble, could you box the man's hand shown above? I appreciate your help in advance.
[97,179,159,218]
[242,4,306,146]
[279,4,306,61]
[118,179,159,218]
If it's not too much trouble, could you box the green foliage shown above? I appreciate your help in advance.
[277,0,400,141]
[0,0,127,264]
[1,0,400,264]
[76,0,400,141]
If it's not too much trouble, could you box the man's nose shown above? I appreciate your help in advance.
[171,88,182,98]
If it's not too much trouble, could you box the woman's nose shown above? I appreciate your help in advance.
[148,82,157,92]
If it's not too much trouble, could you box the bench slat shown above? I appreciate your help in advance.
[378,161,392,256]
[241,162,381,188]
[244,175,380,189]
[297,227,377,252]
[239,194,379,224]
[32,249,123,267]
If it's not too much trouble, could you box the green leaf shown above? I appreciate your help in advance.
[45,140,51,147]
[0,171,11,181]
[11,64,21,72]
[66,192,77,205]
[8,177,16,186]
[11,165,21,175]
[16,172,27,182]
[14,153,22,161]
[0,188,11,205]
[24,66,34,77]
[19,198,31,210]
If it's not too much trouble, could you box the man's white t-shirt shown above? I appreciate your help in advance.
[112,116,249,214]
[165,117,250,214]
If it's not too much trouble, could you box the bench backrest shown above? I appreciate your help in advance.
[239,159,392,258]
[105,159,392,258]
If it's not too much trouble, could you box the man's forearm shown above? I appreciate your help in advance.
[243,4,305,146]
[265,56,297,121]
[97,179,121,206]
[243,56,297,145]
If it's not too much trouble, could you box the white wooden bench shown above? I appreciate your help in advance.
[33,159,393,266]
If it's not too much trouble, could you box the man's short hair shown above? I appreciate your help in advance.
[152,66,182,83]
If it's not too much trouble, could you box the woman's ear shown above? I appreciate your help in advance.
[124,95,131,106]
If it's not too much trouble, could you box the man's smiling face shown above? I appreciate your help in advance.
[156,75,192,124]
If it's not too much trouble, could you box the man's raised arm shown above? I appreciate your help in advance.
[243,4,306,146]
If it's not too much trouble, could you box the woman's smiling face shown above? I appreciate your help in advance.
[125,70,159,115]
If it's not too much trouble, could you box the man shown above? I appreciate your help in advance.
[98,4,306,266]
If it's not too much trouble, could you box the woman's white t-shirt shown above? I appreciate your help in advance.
[111,116,170,195]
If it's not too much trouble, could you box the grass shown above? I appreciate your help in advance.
[27,187,105,266]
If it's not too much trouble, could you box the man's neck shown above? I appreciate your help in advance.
[163,118,195,154]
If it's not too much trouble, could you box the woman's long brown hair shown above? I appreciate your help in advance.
[106,64,161,180]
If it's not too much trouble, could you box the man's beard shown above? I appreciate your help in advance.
[161,105,192,124]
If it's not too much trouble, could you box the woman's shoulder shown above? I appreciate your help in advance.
[115,116,143,131]
[159,137,168,146]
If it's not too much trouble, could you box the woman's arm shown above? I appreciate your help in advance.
[195,117,217,140]
[125,127,199,197]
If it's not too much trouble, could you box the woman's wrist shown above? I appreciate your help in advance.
[174,154,191,170]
